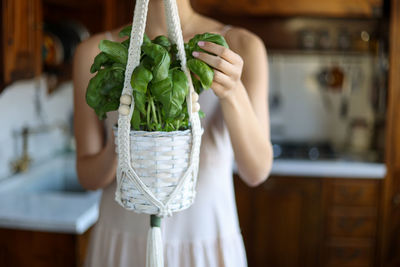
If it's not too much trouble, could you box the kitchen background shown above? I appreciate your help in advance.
[1,0,400,266]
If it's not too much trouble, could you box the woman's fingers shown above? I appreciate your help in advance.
[210,80,229,99]
[192,51,233,76]
[213,70,234,89]
[198,41,243,66]
[190,41,245,99]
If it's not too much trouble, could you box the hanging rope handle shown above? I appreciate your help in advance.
[117,0,200,161]
[115,0,202,216]
[118,0,198,123]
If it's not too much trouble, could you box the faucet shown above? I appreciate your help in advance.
[10,122,70,174]
[10,127,32,173]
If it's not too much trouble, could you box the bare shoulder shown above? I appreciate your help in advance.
[73,33,108,97]
[225,27,266,59]
[224,27,268,93]
[74,33,105,62]
[73,32,110,84]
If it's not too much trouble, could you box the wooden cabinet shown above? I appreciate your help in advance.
[235,175,323,267]
[378,1,400,267]
[191,0,382,17]
[322,179,381,267]
[0,227,92,267]
[1,0,134,92]
[0,0,385,91]
[234,175,382,267]
[42,0,133,36]
[1,0,43,89]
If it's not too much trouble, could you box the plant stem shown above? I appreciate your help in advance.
[157,102,162,127]
[150,97,158,125]
[146,99,151,130]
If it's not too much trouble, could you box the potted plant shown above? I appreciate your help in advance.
[86,24,228,212]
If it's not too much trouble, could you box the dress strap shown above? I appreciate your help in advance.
[220,25,233,37]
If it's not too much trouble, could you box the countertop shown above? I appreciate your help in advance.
[270,159,386,179]
[0,153,101,234]
[0,153,386,235]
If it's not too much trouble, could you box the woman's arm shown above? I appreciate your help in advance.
[73,36,118,190]
[193,28,273,187]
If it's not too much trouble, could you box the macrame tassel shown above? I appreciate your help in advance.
[146,215,164,267]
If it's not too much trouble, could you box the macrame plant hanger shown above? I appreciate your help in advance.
[114,0,203,266]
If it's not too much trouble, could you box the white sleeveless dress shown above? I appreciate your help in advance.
[84,26,247,267]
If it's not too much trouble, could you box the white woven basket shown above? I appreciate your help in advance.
[114,128,201,216]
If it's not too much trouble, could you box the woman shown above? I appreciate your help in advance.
[73,0,273,266]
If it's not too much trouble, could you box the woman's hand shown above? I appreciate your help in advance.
[192,41,244,99]
[192,30,273,186]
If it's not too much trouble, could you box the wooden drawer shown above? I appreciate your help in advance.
[329,180,379,206]
[327,207,377,238]
[325,239,374,267]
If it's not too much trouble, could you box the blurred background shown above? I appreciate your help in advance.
[1,0,400,266]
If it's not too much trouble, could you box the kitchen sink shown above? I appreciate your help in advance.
[0,153,101,233]
[0,153,86,194]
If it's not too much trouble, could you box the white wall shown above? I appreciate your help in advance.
[0,76,74,180]
[268,53,375,149]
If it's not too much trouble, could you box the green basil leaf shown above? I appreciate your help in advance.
[149,76,172,103]
[131,107,141,130]
[86,66,123,120]
[141,43,171,83]
[96,99,119,120]
[167,69,188,118]
[170,44,182,68]
[149,69,188,119]
[130,64,153,94]
[133,91,146,115]
[191,73,205,94]
[99,67,124,96]
[143,33,151,46]
[153,35,171,51]
[187,58,214,89]
[187,33,229,58]
[119,25,132,38]
[184,43,190,58]
[86,69,106,110]
[121,39,130,49]
[141,56,154,70]
[99,40,128,65]
[90,52,112,73]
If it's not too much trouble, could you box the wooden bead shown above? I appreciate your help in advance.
[191,92,199,103]
[118,105,130,116]
[120,94,132,105]
[192,102,200,113]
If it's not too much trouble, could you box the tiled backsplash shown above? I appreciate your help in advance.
[268,52,375,148]
[0,76,74,180]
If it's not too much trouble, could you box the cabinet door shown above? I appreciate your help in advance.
[322,179,380,267]
[2,0,42,87]
[378,0,400,266]
[235,176,323,267]
[192,0,382,17]
[0,227,92,267]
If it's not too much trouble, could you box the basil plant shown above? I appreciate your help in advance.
[86,25,228,132]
